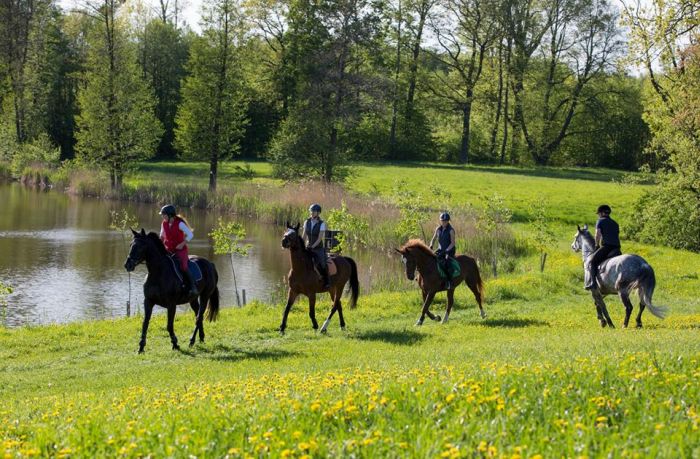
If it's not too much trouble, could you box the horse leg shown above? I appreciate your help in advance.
[320,291,338,334]
[308,293,319,330]
[636,302,646,328]
[416,291,436,326]
[337,300,346,330]
[138,300,154,354]
[167,305,180,350]
[189,297,205,347]
[198,294,208,342]
[597,295,615,329]
[442,289,455,324]
[619,291,634,328]
[465,276,486,319]
[592,291,608,328]
[279,289,298,335]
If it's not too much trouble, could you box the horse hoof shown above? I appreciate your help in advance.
[341,326,346,331]
[600,321,607,328]
[434,315,442,322]
[608,323,616,329]
[279,328,285,336]
[173,344,180,351]
[441,318,449,324]
[415,320,423,326]
[636,323,643,329]
[138,348,145,354]
[320,328,328,334]
[189,340,195,347]
[480,311,487,319]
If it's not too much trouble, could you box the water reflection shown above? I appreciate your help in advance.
[0,183,404,326]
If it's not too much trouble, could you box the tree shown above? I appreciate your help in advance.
[269,0,385,181]
[138,18,190,158]
[428,0,500,164]
[175,0,248,191]
[75,0,162,188]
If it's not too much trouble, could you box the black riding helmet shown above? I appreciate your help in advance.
[597,204,612,215]
[160,204,176,217]
[309,203,322,213]
[439,212,450,221]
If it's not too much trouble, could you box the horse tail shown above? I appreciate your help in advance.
[207,286,220,322]
[206,263,220,322]
[630,264,668,320]
[346,256,359,309]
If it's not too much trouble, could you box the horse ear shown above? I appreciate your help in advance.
[140,228,146,236]
[286,220,290,229]
[295,222,300,232]
[394,248,404,255]
[130,227,138,236]
[577,224,581,232]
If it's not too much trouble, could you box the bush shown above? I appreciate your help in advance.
[10,134,60,178]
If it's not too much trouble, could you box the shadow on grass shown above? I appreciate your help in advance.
[480,318,550,328]
[352,328,426,345]
[179,343,299,362]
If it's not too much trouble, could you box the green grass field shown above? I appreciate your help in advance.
[2,161,699,458]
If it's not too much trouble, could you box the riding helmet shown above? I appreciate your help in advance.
[439,212,450,221]
[596,204,612,215]
[160,204,177,217]
[309,203,322,213]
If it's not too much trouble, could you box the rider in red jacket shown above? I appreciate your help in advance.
[160,204,197,295]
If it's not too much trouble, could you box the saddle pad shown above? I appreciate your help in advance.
[437,258,461,279]
[598,251,621,275]
[313,257,338,277]
[169,256,203,283]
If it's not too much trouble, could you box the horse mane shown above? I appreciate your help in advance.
[146,232,168,256]
[580,228,596,247]
[401,239,436,258]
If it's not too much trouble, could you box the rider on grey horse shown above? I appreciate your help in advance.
[429,212,456,290]
[302,203,330,289]
[585,204,621,290]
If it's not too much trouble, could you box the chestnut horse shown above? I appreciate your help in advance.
[396,239,485,325]
[279,223,359,334]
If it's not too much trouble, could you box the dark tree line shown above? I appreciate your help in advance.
[0,0,693,188]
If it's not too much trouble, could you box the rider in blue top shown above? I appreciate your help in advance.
[585,204,621,290]
[429,212,456,289]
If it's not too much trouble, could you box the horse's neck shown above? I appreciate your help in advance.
[581,240,595,262]
[289,246,311,272]
[414,251,436,276]
[144,246,169,276]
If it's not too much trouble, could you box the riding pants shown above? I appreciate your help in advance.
[171,247,189,271]
[586,244,620,288]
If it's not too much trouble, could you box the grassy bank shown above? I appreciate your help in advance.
[1,272,699,458]
[2,160,699,457]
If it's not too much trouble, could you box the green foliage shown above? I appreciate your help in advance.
[325,201,369,252]
[0,281,11,325]
[75,9,162,188]
[392,182,426,242]
[633,46,700,251]
[528,200,556,272]
[109,209,139,234]
[209,218,251,257]
[477,194,512,277]
[8,133,60,177]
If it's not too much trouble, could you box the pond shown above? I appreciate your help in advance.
[0,183,404,326]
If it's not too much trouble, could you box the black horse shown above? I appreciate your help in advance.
[124,229,220,353]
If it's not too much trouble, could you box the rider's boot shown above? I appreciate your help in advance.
[319,265,331,290]
[184,271,198,296]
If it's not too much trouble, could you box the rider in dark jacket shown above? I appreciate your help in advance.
[302,203,330,289]
[585,204,621,290]
[429,212,456,289]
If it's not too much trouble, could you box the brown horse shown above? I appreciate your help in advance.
[279,223,359,334]
[396,239,485,325]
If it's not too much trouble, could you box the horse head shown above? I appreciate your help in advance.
[395,247,418,281]
[281,222,302,250]
[571,224,591,253]
[124,228,150,272]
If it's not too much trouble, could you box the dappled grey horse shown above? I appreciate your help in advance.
[571,225,668,328]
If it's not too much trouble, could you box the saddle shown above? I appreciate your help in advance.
[597,248,622,275]
[168,255,203,284]
[436,257,461,280]
[313,256,338,277]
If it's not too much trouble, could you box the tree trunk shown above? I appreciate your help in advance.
[459,97,473,165]
[488,46,504,158]
[388,0,402,159]
[209,150,218,191]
